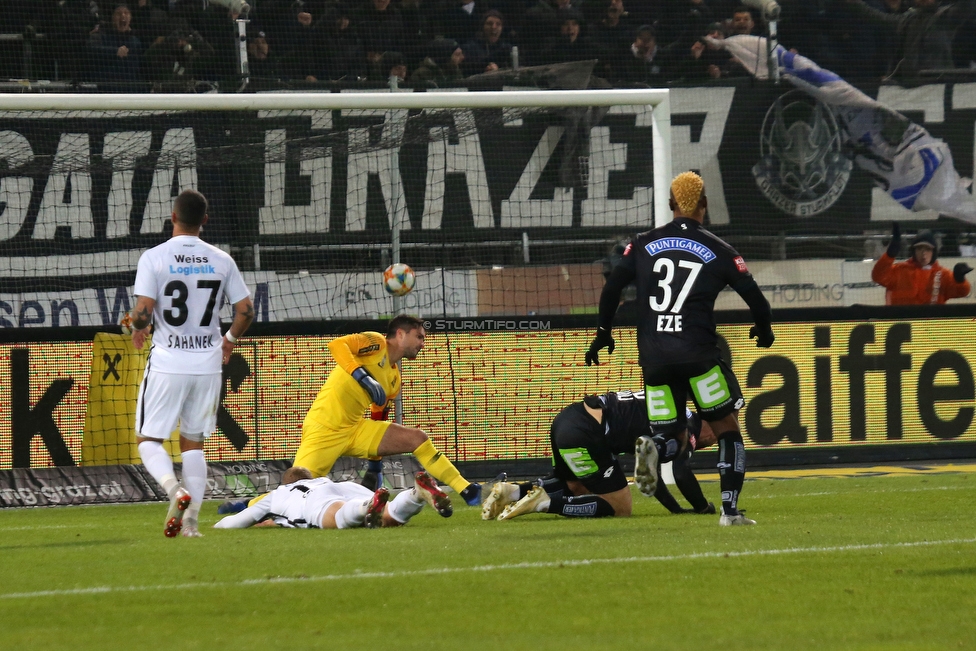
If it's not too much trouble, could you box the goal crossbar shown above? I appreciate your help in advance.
[2,89,670,111]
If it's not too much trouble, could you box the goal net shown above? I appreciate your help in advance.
[0,88,670,498]
[0,88,669,327]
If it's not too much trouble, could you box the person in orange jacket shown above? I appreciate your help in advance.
[872,223,972,305]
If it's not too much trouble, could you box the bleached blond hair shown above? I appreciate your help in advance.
[670,171,704,215]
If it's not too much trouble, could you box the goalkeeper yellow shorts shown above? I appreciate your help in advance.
[293,418,391,478]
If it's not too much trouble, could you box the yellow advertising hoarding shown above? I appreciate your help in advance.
[0,317,973,470]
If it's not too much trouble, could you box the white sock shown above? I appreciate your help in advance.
[504,483,520,502]
[387,489,425,524]
[333,500,368,529]
[138,440,179,498]
[180,449,207,523]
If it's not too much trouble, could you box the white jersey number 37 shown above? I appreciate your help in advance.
[649,258,702,332]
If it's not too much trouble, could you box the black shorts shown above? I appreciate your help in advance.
[549,403,629,495]
[642,356,743,437]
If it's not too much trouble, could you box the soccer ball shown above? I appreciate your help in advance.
[383,263,416,296]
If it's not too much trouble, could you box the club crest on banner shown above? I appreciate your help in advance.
[752,90,852,217]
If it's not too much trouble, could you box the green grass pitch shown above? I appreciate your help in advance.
[1,471,975,651]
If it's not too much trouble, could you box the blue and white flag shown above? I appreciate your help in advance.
[717,35,976,224]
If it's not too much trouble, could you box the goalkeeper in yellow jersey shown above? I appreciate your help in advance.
[293,314,481,512]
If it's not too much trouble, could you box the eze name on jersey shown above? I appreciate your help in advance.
[657,313,683,332]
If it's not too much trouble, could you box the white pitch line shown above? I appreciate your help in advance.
[2,537,974,601]
[750,485,971,499]
[3,485,968,532]
[0,521,154,532]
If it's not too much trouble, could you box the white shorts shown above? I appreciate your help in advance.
[303,481,374,528]
[136,370,221,441]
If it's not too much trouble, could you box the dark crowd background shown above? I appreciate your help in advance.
[0,0,974,92]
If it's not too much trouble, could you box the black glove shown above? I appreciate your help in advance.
[585,327,615,366]
[351,367,386,405]
[750,324,775,348]
[887,222,901,258]
[953,262,973,283]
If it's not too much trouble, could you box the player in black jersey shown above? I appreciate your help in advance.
[585,171,774,526]
[483,391,715,520]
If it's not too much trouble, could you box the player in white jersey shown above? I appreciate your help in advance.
[213,466,445,529]
[130,189,254,538]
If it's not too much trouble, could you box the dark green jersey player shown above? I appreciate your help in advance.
[482,391,716,521]
[586,171,775,526]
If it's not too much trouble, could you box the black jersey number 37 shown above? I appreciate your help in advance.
[649,258,702,331]
[163,279,221,327]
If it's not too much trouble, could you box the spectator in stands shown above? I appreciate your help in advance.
[373,49,408,81]
[129,0,170,45]
[194,2,249,84]
[41,0,102,82]
[589,0,635,79]
[356,0,407,78]
[439,0,490,43]
[88,4,143,90]
[246,30,278,79]
[843,0,976,82]
[461,9,513,75]
[257,0,319,45]
[590,0,634,57]
[400,0,434,67]
[410,37,466,86]
[872,223,972,304]
[777,0,839,68]
[657,0,717,49]
[540,8,596,65]
[614,24,679,85]
[308,4,367,81]
[727,5,757,35]
[682,21,747,79]
[525,0,575,43]
[145,21,215,91]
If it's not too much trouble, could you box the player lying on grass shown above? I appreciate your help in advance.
[482,390,716,521]
[213,466,453,530]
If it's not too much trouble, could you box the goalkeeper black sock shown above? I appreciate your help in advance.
[545,494,615,518]
[716,430,746,515]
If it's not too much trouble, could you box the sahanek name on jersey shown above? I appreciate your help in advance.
[167,334,216,349]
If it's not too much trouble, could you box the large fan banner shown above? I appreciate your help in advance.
[720,34,976,224]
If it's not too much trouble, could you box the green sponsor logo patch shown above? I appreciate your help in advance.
[644,384,677,422]
[691,365,730,408]
[559,447,598,477]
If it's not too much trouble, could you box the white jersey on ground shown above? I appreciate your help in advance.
[215,478,373,529]
[134,235,250,375]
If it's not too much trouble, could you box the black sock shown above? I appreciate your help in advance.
[513,482,531,499]
[545,494,616,518]
[717,431,746,515]
[529,475,567,500]
[673,450,710,512]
